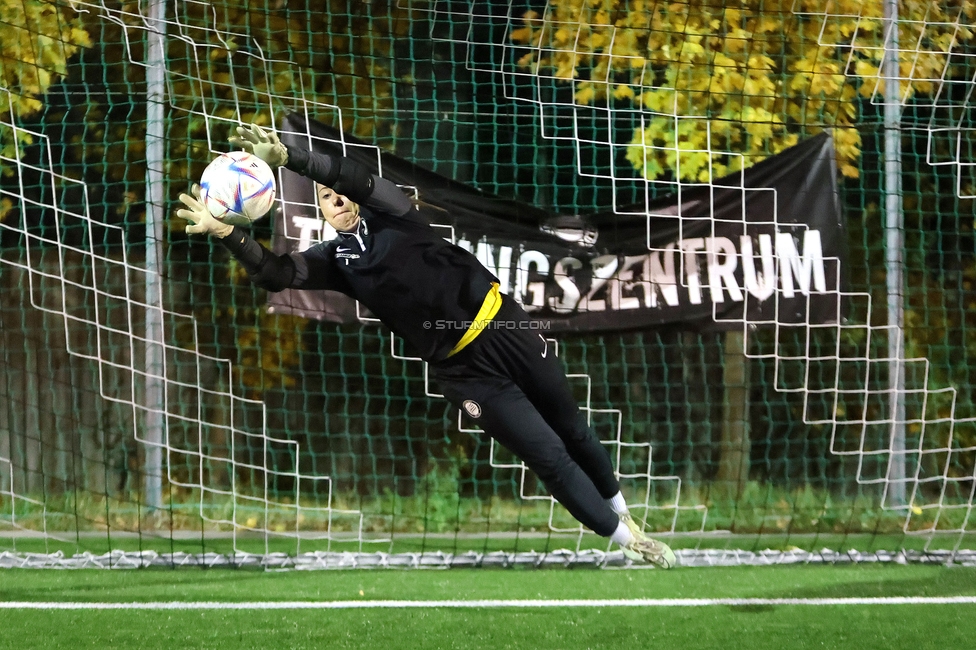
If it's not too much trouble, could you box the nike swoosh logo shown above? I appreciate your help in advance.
[336,247,351,253]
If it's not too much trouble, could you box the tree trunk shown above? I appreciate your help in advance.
[717,330,750,497]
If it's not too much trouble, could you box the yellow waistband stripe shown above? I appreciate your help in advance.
[447,283,502,357]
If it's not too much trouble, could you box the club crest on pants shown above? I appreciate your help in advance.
[462,400,482,418]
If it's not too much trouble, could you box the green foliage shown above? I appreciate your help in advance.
[2,480,959,535]
[512,0,976,181]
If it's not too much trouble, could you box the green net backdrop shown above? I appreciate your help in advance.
[1,0,975,566]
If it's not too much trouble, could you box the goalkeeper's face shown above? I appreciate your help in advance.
[316,183,361,232]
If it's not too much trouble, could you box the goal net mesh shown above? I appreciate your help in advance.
[1,0,975,568]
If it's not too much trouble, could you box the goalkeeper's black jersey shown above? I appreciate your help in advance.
[297,208,498,361]
[222,145,499,362]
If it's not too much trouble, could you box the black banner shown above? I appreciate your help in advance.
[267,113,845,332]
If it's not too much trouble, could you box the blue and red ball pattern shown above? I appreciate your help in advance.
[200,151,276,225]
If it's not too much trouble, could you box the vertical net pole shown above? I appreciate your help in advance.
[884,0,907,507]
[143,0,167,512]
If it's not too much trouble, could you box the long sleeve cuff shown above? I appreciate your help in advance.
[283,145,310,176]
[218,226,248,254]
[218,226,266,274]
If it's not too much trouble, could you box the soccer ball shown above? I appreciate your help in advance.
[200,151,276,225]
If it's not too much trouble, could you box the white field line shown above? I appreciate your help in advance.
[1,597,975,609]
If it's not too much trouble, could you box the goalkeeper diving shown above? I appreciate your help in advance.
[176,122,676,568]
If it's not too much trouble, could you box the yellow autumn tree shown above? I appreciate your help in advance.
[0,0,90,191]
[511,0,976,181]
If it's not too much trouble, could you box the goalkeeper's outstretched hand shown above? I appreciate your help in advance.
[228,123,289,168]
[176,184,234,238]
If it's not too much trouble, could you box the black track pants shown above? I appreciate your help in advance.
[430,296,621,537]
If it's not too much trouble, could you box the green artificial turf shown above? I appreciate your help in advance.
[1,564,974,649]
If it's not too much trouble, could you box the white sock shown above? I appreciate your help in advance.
[609,520,635,546]
[608,491,629,515]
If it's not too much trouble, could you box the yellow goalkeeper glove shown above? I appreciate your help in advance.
[176,184,234,238]
[228,123,289,168]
